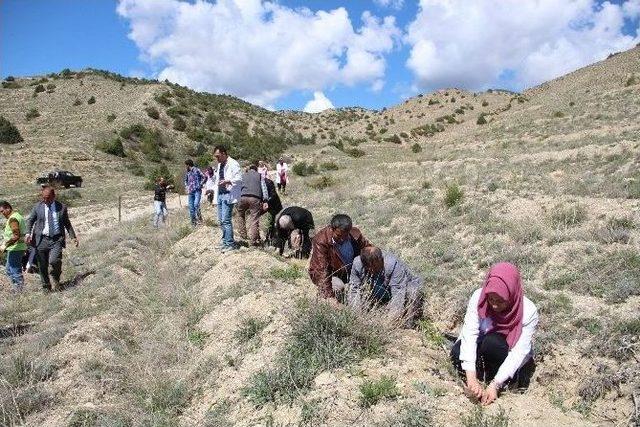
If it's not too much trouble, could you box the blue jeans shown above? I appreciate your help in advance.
[6,250,25,291]
[188,191,202,224]
[217,195,235,247]
[153,201,168,227]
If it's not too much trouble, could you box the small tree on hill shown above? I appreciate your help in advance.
[87,96,96,105]
[0,116,24,144]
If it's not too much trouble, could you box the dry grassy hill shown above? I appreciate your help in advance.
[0,47,638,426]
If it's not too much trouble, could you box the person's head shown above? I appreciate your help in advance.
[278,157,284,164]
[330,214,352,243]
[486,292,509,313]
[42,186,56,205]
[480,262,523,315]
[360,246,383,275]
[213,145,228,164]
[185,159,194,170]
[249,160,259,171]
[278,214,294,231]
[158,176,166,185]
[259,160,265,167]
[206,166,214,176]
[0,201,13,218]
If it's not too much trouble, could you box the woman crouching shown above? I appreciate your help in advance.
[450,262,539,405]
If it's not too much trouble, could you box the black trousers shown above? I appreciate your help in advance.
[36,235,64,288]
[450,332,534,388]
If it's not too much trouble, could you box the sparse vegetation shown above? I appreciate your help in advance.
[243,299,386,405]
[359,376,399,408]
[477,114,488,125]
[25,108,40,121]
[411,143,422,153]
[444,183,464,208]
[308,175,335,190]
[461,406,510,427]
[87,96,96,104]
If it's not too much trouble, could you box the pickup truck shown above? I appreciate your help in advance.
[36,170,83,188]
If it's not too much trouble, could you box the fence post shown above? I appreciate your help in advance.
[118,195,122,223]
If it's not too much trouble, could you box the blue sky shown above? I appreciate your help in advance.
[2,0,639,111]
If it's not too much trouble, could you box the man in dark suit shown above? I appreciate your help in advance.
[26,186,78,291]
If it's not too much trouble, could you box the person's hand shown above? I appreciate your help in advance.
[464,372,484,401]
[73,237,79,247]
[219,179,230,186]
[0,243,6,252]
[481,382,499,406]
[25,235,32,245]
[262,202,269,212]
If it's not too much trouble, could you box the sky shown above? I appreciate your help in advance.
[2,0,639,112]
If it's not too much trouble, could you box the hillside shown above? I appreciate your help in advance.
[0,47,639,426]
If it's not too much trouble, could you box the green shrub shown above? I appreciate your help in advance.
[428,99,439,105]
[411,143,422,153]
[308,175,335,190]
[346,148,365,158]
[384,134,402,144]
[34,84,45,93]
[120,123,147,140]
[552,111,564,118]
[359,376,399,408]
[625,74,639,87]
[419,319,445,348]
[4,76,15,82]
[455,108,465,114]
[25,108,40,121]
[320,161,339,171]
[379,128,388,134]
[234,317,270,345]
[96,137,126,157]
[73,99,82,106]
[444,183,463,208]
[243,299,386,405]
[0,116,23,144]
[173,116,187,131]
[154,91,173,106]
[205,112,222,132]
[146,106,160,120]
[550,203,587,228]
[482,100,489,107]
[166,105,190,119]
[270,265,303,282]
[2,81,21,89]
[87,96,96,105]
[106,113,116,123]
[477,114,488,125]
[292,161,318,177]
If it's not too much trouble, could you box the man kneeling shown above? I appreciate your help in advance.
[347,246,423,328]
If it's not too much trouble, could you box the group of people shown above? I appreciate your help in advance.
[1,144,538,407]
[305,213,538,406]
[1,186,78,293]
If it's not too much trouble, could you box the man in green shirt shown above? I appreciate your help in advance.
[0,200,27,292]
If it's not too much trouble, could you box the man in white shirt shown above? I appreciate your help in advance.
[213,145,242,252]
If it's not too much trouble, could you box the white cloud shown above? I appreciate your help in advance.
[117,0,400,107]
[374,0,404,10]
[303,91,335,113]
[405,0,640,91]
